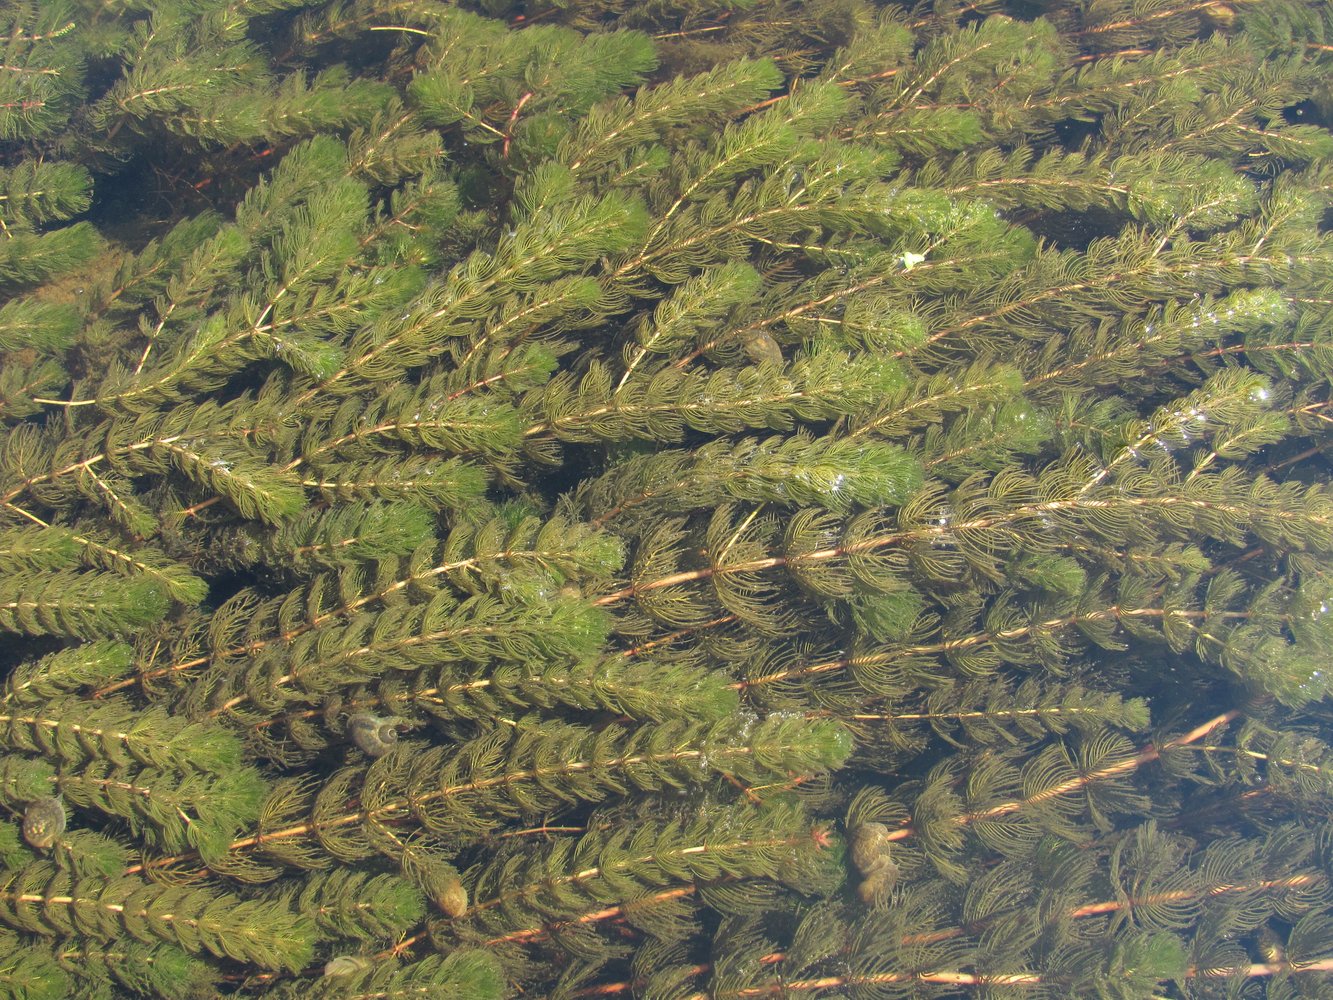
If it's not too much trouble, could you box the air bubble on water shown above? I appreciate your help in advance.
[734,706,758,740]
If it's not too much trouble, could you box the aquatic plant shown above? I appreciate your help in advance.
[0,0,1330,996]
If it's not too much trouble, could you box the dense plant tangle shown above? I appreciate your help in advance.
[0,0,1331,996]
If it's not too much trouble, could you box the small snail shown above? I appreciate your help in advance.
[437,875,468,919]
[740,330,783,367]
[23,795,66,850]
[323,955,372,978]
[1201,2,1237,27]
[856,855,900,906]
[1254,927,1285,964]
[347,713,402,757]
[848,820,899,906]
[849,821,890,874]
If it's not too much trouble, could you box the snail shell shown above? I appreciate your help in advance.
[347,713,402,757]
[857,859,900,906]
[740,330,783,367]
[323,955,372,978]
[23,795,66,850]
[437,876,468,919]
[1255,927,1285,964]
[849,821,890,874]
[849,821,899,906]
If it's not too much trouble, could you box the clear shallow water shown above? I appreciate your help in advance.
[0,1,1330,997]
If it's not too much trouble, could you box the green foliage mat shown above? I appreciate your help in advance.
[0,0,1332,996]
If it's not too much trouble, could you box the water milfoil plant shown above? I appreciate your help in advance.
[0,0,1331,996]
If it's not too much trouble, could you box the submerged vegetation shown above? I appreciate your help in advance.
[0,0,1331,995]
